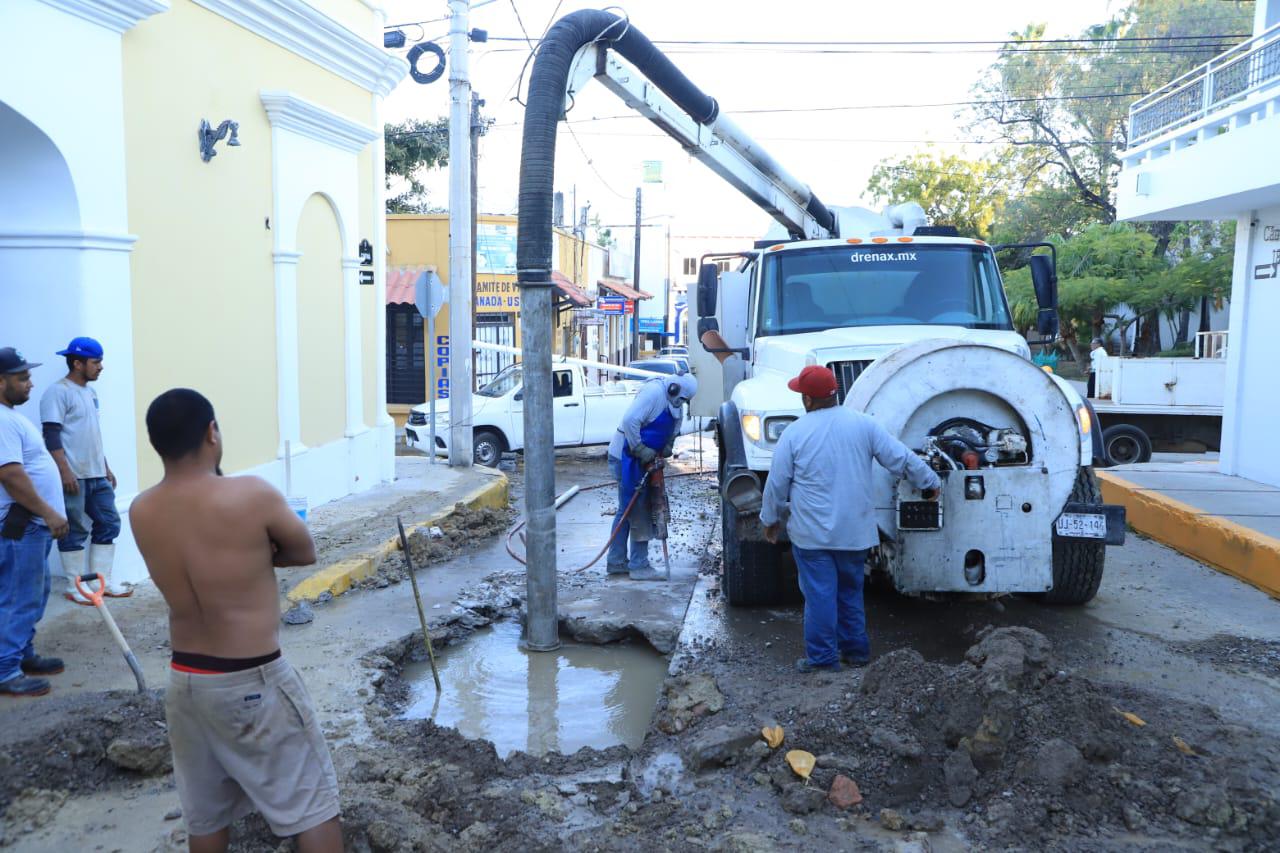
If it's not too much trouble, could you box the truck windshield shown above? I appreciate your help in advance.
[757,244,1013,335]
[478,365,522,397]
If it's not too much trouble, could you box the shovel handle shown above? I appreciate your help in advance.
[75,572,105,604]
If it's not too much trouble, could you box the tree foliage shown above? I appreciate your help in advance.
[966,0,1252,223]
[385,118,449,214]
[867,151,1008,239]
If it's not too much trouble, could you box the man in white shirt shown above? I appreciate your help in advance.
[1087,338,1110,399]
[0,347,70,697]
[40,337,125,603]
[760,366,939,673]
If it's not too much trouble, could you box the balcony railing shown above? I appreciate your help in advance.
[1129,22,1280,145]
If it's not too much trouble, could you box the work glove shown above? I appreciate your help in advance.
[661,440,675,459]
[634,445,657,465]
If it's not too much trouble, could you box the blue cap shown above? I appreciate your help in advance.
[56,337,103,360]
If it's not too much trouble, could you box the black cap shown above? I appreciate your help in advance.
[0,347,41,374]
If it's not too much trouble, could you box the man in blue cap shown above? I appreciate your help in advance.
[0,346,69,697]
[40,337,126,603]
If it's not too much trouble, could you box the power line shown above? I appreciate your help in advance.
[506,0,535,50]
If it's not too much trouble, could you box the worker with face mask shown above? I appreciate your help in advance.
[606,373,698,580]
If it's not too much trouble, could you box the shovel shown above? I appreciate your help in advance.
[75,572,146,693]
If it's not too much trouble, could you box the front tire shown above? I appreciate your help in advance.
[473,429,504,467]
[722,496,788,606]
[1040,467,1106,605]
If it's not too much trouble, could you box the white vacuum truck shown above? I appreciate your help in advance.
[691,204,1125,606]
[504,10,1123,610]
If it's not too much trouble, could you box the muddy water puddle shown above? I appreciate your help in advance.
[401,621,669,758]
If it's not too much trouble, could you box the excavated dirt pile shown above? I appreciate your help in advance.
[739,626,1280,848]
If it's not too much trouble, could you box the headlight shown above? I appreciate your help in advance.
[741,413,762,443]
[764,416,796,442]
[408,411,427,426]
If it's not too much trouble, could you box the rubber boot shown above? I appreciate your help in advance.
[61,549,91,606]
[92,544,131,598]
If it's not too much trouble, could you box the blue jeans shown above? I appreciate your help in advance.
[0,521,53,682]
[792,546,869,667]
[607,457,650,570]
[59,477,120,553]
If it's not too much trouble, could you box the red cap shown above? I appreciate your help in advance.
[787,365,838,399]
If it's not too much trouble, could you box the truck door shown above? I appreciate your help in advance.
[552,368,586,446]
[689,259,753,417]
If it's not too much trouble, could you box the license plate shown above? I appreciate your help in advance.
[1055,512,1107,539]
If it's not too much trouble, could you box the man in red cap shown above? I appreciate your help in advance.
[760,365,939,673]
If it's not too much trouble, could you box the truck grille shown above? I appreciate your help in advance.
[828,360,872,404]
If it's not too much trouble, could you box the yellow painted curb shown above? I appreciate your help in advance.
[286,470,510,604]
[1098,470,1280,600]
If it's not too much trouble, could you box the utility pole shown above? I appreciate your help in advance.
[447,0,473,467]
[470,91,483,400]
[631,187,641,362]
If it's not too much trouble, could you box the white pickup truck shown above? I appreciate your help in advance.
[405,363,645,466]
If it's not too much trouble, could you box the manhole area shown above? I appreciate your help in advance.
[400,620,669,758]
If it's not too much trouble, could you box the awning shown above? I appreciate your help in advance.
[551,271,593,307]
[386,265,435,306]
[597,278,653,301]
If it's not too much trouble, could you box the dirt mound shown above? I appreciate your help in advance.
[0,690,168,814]
[360,503,515,590]
[748,626,1280,848]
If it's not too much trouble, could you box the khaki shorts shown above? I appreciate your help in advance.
[165,657,339,837]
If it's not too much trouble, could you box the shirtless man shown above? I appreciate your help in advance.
[130,389,341,853]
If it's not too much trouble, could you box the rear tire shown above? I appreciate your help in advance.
[1102,424,1152,465]
[722,498,788,606]
[1040,467,1106,605]
[473,429,504,467]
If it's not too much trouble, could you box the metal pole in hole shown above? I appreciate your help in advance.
[398,516,441,693]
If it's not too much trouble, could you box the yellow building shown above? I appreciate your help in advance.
[0,0,405,583]
[384,214,611,425]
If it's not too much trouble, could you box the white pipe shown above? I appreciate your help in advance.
[471,339,674,380]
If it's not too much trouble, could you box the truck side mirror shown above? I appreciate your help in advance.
[696,263,719,320]
[1029,254,1059,338]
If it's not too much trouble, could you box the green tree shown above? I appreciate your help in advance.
[967,1,1252,225]
[384,118,449,213]
[866,151,1008,239]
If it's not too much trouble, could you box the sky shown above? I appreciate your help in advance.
[379,0,1122,241]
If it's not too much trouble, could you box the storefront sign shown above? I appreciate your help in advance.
[598,295,628,315]
[574,308,606,326]
[475,277,521,311]
[476,223,518,275]
[637,316,665,333]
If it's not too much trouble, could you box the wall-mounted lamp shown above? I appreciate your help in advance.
[199,119,241,162]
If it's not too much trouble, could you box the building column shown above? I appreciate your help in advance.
[342,256,367,436]
[1218,213,1255,477]
[273,250,304,456]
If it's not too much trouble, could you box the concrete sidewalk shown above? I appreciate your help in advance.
[1098,459,1280,599]
[285,456,508,603]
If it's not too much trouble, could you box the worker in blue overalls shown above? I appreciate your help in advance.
[606,374,698,580]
